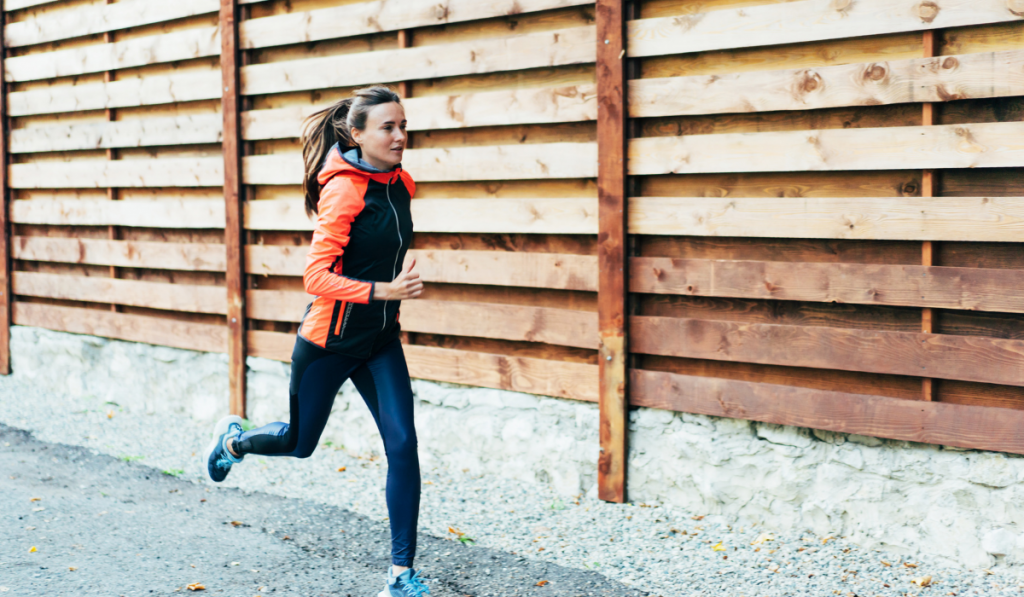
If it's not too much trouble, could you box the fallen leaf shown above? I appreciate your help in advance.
[282,536,291,541]
[230,521,243,527]
[691,515,704,521]
[537,547,545,552]
[881,560,891,567]
[983,569,994,575]
[32,507,44,512]
[28,546,37,553]
[336,467,346,472]
[912,576,933,588]
[711,542,726,552]
[904,562,918,568]
[230,562,240,566]
[821,535,834,544]
[68,567,77,571]
[535,580,549,587]
[751,533,775,545]
[29,497,41,502]
[186,583,205,591]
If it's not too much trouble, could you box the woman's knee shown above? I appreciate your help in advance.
[386,431,419,462]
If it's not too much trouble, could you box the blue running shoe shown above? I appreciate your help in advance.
[379,568,430,597]
[204,414,244,483]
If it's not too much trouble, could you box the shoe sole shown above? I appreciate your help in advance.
[203,414,243,482]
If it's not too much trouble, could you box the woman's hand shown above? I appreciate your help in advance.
[375,258,422,300]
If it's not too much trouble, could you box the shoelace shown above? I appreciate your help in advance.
[398,570,430,596]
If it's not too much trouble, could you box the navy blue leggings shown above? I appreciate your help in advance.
[235,335,420,567]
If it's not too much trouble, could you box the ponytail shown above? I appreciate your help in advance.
[301,85,402,218]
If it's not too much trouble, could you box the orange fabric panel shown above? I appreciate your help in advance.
[398,170,416,198]
[299,296,333,348]
[334,301,347,335]
[303,175,374,305]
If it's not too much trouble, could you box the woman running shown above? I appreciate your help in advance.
[202,85,428,597]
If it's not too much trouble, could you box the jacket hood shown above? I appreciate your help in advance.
[317,143,403,186]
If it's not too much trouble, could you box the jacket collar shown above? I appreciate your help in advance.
[317,143,402,185]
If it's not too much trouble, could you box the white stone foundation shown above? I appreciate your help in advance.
[9,325,1024,569]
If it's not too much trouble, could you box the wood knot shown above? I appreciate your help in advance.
[864,64,887,81]
[652,267,664,280]
[1008,0,1024,17]
[941,56,959,69]
[799,70,822,93]
[830,0,852,12]
[917,1,940,22]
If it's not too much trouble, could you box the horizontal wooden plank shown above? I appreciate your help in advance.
[631,368,1024,455]
[401,299,597,349]
[13,302,226,353]
[12,271,225,314]
[240,25,595,96]
[249,199,596,234]
[245,289,310,322]
[631,257,1024,314]
[5,0,59,10]
[627,0,1024,59]
[10,114,223,153]
[244,332,598,400]
[631,49,1024,118]
[242,247,599,288]
[240,0,591,49]
[243,143,598,185]
[629,121,1024,176]
[404,343,598,401]
[8,71,221,117]
[412,198,598,234]
[245,244,305,276]
[11,198,224,228]
[407,249,597,291]
[628,196,1024,242]
[631,315,1024,388]
[6,0,219,47]
[12,236,226,271]
[242,84,598,140]
[5,26,220,82]
[246,329,295,361]
[10,158,223,188]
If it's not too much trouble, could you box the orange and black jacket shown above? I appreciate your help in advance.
[298,144,415,358]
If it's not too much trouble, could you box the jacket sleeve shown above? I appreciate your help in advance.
[303,176,375,304]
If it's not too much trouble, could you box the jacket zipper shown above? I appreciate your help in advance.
[336,301,353,339]
[381,176,402,332]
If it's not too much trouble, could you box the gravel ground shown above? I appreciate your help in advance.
[2,374,1022,596]
[0,424,643,597]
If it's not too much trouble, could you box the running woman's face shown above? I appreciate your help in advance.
[351,101,407,172]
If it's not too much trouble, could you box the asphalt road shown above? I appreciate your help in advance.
[0,424,648,597]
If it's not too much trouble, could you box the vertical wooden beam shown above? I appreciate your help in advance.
[104,7,120,314]
[921,29,939,402]
[0,8,10,375]
[596,0,627,503]
[221,0,246,417]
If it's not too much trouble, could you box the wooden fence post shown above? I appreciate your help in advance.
[921,29,938,402]
[0,7,9,376]
[596,0,627,503]
[221,0,246,417]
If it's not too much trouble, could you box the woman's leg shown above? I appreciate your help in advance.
[236,337,363,458]
[349,337,421,568]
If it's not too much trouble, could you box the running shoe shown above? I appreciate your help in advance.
[204,414,244,483]
[380,568,430,597]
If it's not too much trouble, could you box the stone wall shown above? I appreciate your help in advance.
[9,325,1024,569]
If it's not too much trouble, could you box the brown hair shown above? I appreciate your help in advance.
[300,85,402,217]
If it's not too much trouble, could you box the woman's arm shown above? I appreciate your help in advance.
[303,176,376,303]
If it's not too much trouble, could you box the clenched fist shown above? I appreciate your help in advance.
[374,258,423,300]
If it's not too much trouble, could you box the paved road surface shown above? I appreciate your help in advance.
[0,424,648,597]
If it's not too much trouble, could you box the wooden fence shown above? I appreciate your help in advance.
[2,0,1024,503]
